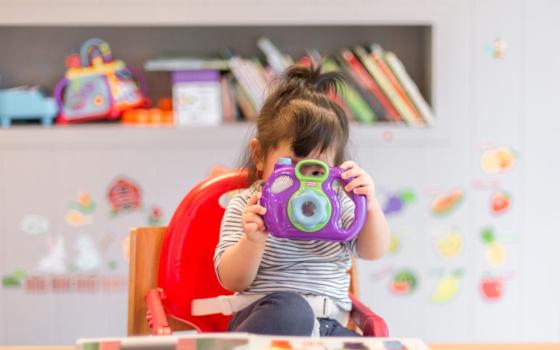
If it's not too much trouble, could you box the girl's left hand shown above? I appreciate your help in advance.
[340,160,378,210]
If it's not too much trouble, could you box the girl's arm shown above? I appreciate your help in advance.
[217,235,266,292]
[354,196,391,260]
[216,192,269,291]
[340,161,391,260]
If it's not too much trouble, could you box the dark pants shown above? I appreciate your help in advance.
[227,291,359,337]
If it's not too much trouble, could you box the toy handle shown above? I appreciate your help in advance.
[53,78,69,112]
[326,168,367,238]
[128,66,149,98]
[80,38,113,67]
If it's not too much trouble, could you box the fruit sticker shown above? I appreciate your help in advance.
[65,209,93,227]
[481,147,516,174]
[19,215,49,235]
[382,188,416,216]
[481,227,506,267]
[388,233,400,255]
[107,177,142,215]
[69,192,96,214]
[147,206,164,226]
[484,38,508,59]
[431,269,464,304]
[490,191,511,215]
[66,192,96,227]
[434,229,463,259]
[431,189,464,216]
[389,268,418,296]
[480,274,504,301]
[2,268,27,288]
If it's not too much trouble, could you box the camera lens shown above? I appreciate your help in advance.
[302,200,317,217]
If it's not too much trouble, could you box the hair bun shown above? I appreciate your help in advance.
[282,63,347,95]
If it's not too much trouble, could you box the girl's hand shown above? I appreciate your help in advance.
[242,192,268,244]
[340,160,378,210]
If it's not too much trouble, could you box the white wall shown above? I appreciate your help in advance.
[1,0,560,345]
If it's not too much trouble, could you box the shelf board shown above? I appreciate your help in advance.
[0,123,448,149]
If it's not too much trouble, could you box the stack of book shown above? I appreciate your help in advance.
[145,39,433,127]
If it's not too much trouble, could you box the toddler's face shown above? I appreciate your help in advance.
[259,140,336,180]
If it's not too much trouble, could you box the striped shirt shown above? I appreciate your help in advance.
[214,181,358,311]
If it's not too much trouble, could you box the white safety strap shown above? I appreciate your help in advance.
[191,294,349,326]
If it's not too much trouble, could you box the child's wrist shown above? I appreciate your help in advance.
[367,196,382,213]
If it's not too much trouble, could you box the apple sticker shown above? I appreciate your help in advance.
[480,275,504,301]
[490,191,511,215]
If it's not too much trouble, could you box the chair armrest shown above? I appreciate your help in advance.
[350,293,389,337]
[146,288,172,335]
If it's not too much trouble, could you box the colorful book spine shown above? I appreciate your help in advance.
[339,49,400,122]
[220,74,236,123]
[232,81,257,121]
[323,59,376,123]
[257,37,293,75]
[229,57,268,112]
[369,44,425,126]
[354,46,420,125]
[384,51,435,125]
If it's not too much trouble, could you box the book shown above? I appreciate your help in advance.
[233,80,257,121]
[228,57,269,111]
[220,74,238,123]
[322,59,376,123]
[384,50,435,125]
[369,44,425,126]
[354,46,419,125]
[258,37,294,75]
[172,70,223,126]
[338,49,399,122]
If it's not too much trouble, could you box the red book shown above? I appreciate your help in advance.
[370,45,424,125]
[339,49,400,122]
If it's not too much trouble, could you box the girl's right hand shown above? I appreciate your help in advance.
[242,192,268,244]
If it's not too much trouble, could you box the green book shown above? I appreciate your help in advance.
[323,59,376,123]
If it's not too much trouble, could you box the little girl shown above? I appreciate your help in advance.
[214,64,390,337]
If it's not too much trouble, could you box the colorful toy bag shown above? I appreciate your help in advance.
[54,38,148,123]
[260,158,367,242]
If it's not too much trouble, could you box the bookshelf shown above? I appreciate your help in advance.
[0,25,432,110]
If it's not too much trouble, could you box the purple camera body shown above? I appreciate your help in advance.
[260,158,367,241]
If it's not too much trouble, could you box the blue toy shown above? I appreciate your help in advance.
[0,88,57,128]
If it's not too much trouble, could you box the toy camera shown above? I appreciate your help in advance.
[260,158,366,241]
[54,38,148,123]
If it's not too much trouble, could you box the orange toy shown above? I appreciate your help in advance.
[122,98,174,126]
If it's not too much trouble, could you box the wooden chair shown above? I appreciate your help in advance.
[127,171,388,336]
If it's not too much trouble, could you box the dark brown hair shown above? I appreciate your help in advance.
[242,63,350,184]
